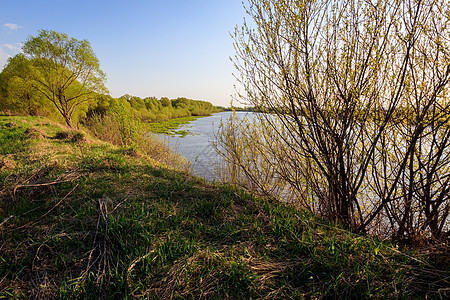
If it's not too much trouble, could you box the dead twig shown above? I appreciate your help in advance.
[11,183,79,231]
[76,198,114,288]
[0,215,14,228]
[12,176,80,202]
[40,184,79,219]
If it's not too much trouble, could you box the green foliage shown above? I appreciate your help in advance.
[83,98,187,169]
[112,95,222,123]
[160,97,171,107]
[108,98,139,147]
[0,54,49,115]
[82,94,222,136]
[21,29,107,127]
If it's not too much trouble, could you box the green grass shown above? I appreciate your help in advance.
[0,115,448,299]
[148,116,202,136]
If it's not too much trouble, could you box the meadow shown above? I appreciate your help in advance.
[0,114,448,298]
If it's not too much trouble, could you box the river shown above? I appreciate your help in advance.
[157,111,251,181]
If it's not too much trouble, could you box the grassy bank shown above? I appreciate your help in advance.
[0,115,449,299]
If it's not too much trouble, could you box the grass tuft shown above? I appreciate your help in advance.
[55,130,86,143]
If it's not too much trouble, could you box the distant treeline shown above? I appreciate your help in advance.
[89,94,223,123]
[216,106,256,112]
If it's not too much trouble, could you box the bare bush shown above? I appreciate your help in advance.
[217,0,450,242]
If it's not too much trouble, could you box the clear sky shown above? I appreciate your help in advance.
[0,0,248,107]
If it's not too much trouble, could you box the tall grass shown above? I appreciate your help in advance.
[83,102,188,171]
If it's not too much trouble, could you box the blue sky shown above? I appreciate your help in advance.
[0,0,248,106]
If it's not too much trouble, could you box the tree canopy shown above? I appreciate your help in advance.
[0,54,44,115]
[22,29,107,127]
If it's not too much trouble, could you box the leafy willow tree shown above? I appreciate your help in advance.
[0,54,44,115]
[22,29,107,127]
[218,0,450,241]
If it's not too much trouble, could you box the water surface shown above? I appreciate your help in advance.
[158,111,250,181]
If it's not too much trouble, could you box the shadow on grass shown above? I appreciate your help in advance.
[1,117,448,299]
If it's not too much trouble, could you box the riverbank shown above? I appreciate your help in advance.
[0,115,448,298]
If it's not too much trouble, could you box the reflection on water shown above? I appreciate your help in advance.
[157,111,250,181]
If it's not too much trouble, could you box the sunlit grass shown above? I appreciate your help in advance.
[0,115,448,298]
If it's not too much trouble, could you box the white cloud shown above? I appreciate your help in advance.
[3,43,21,51]
[0,44,22,70]
[0,48,12,70]
[3,23,21,31]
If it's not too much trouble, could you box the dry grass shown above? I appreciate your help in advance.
[24,127,48,140]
